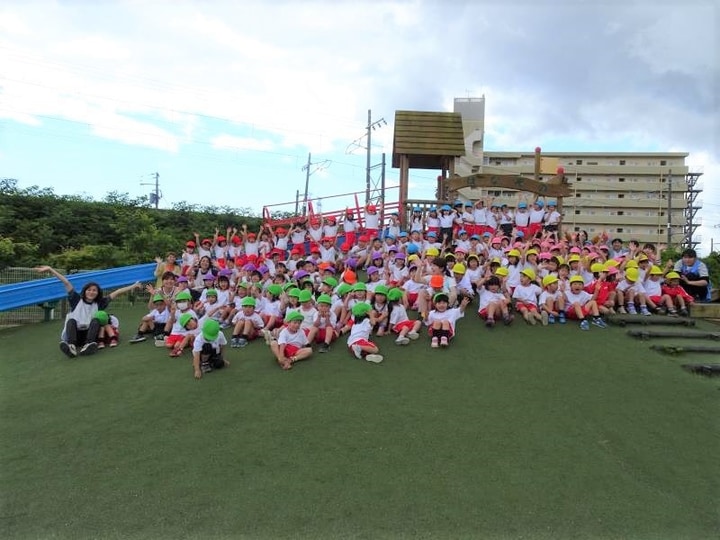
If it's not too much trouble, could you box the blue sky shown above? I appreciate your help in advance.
[1,0,718,252]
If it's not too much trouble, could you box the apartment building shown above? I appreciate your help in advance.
[452,98,702,246]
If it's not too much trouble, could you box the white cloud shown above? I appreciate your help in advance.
[211,135,275,152]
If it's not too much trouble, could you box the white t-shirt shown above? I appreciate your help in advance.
[478,289,506,311]
[389,304,410,326]
[348,318,373,346]
[512,283,542,305]
[278,327,307,348]
[564,289,592,306]
[426,307,464,332]
[365,213,380,230]
[192,332,227,354]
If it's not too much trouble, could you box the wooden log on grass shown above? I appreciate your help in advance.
[607,314,695,327]
[628,329,720,341]
[650,344,720,355]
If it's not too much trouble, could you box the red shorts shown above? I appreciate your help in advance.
[166,334,185,347]
[515,302,538,312]
[365,228,379,239]
[407,292,418,307]
[648,295,662,304]
[315,327,335,343]
[261,315,281,329]
[348,338,374,349]
[478,308,488,319]
[565,306,590,319]
[393,320,415,333]
[427,227,440,235]
[283,344,300,358]
[528,223,543,237]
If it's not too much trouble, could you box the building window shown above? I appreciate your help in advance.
[658,229,664,235]
[618,194,625,198]
[471,166,479,173]
[660,160,667,166]
[587,161,598,165]
[576,177,582,182]
[617,228,624,233]
[619,160,626,165]
[576,159,583,165]
[660,211,665,216]
[575,193,581,197]
[619,177,625,182]
[618,211,624,216]
[574,227,580,232]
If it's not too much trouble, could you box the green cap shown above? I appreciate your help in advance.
[387,288,404,302]
[433,292,449,304]
[284,311,304,323]
[288,288,302,298]
[316,294,332,305]
[282,282,296,291]
[179,312,195,328]
[322,276,338,288]
[352,282,367,292]
[267,284,283,297]
[351,302,371,317]
[337,283,353,297]
[201,319,220,341]
[94,310,109,326]
[152,293,165,303]
[205,288,217,297]
[175,290,192,301]
[374,284,389,296]
[298,290,313,303]
[241,296,256,307]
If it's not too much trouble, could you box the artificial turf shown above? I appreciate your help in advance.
[1,305,718,539]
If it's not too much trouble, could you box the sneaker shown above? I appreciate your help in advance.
[656,307,667,316]
[407,331,420,340]
[97,342,106,350]
[668,309,678,317]
[230,337,240,348]
[440,336,449,347]
[220,321,231,329]
[548,314,556,324]
[237,338,248,348]
[59,341,75,358]
[558,313,567,324]
[109,338,118,348]
[319,342,330,353]
[431,337,439,348]
[169,348,183,357]
[627,304,637,315]
[129,334,146,344]
[154,338,167,348]
[640,306,651,316]
[79,342,98,356]
[261,329,272,346]
[524,313,537,326]
[365,354,384,364]
[617,306,627,314]
[351,344,363,359]
[679,308,689,317]
[485,318,495,328]
[592,317,607,329]
[541,312,549,326]
[503,314,514,326]
[580,320,590,331]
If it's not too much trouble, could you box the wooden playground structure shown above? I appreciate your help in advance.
[263,109,572,232]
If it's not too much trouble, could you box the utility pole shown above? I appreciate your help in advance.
[666,169,672,247]
[141,172,161,209]
[301,154,331,217]
[364,110,387,203]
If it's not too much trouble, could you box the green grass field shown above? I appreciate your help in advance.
[1,305,718,539]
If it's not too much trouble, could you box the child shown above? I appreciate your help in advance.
[644,265,674,315]
[616,267,651,315]
[661,271,693,317]
[270,311,314,370]
[512,268,542,325]
[370,285,390,336]
[231,296,265,348]
[94,310,120,349]
[387,287,421,345]
[35,265,140,358]
[130,293,170,343]
[477,276,512,327]
[312,294,337,352]
[426,293,471,348]
[538,274,566,325]
[169,312,199,357]
[563,275,607,330]
[192,319,229,379]
[344,303,384,363]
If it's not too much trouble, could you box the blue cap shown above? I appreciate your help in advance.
[427,231,437,238]
[428,206,437,212]
[465,202,473,207]
[453,200,463,207]
[547,200,557,206]
[470,234,481,240]
[459,229,468,235]
[441,204,452,211]
[518,202,527,209]
[384,234,395,240]
[406,244,419,254]
[483,232,492,237]
[399,231,408,238]
[413,206,422,212]
[516,231,525,238]
[535,201,544,208]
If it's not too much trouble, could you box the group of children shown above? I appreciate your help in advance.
[43,198,705,379]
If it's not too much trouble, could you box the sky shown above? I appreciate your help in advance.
[1,0,719,253]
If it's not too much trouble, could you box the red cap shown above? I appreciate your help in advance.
[217,235,226,243]
[367,205,376,212]
[201,238,212,245]
[310,245,321,254]
[231,235,242,245]
[290,247,302,255]
[358,235,369,243]
[185,241,196,248]
[247,232,256,239]
[248,254,258,261]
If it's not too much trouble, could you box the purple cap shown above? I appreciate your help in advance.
[366,265,379,275]
[257,265,269,274]
[323,267,336,274]
[394,252,406,260]
[218,269,232,277]
[294,270,309,280]
[177,276,189,283]
[371,251,383,260]
[387,245,398,252]
[243,263,257,272]
[345,258,358,269]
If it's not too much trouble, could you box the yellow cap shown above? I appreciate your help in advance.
[542,274,559,287]
[452,263,466,275]
[520,268,536,280]
[494,267,509,277]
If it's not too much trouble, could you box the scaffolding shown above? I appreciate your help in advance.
[683,170,703,249]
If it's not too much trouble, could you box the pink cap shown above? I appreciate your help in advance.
[570,247,582,254]
[491,237,503,244]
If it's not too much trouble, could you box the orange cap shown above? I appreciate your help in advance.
[342,270,357,284]
[429,275,444,288]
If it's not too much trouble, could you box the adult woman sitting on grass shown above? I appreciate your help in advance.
[36,266,141,358]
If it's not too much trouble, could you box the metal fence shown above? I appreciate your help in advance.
[0,267,148,327]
